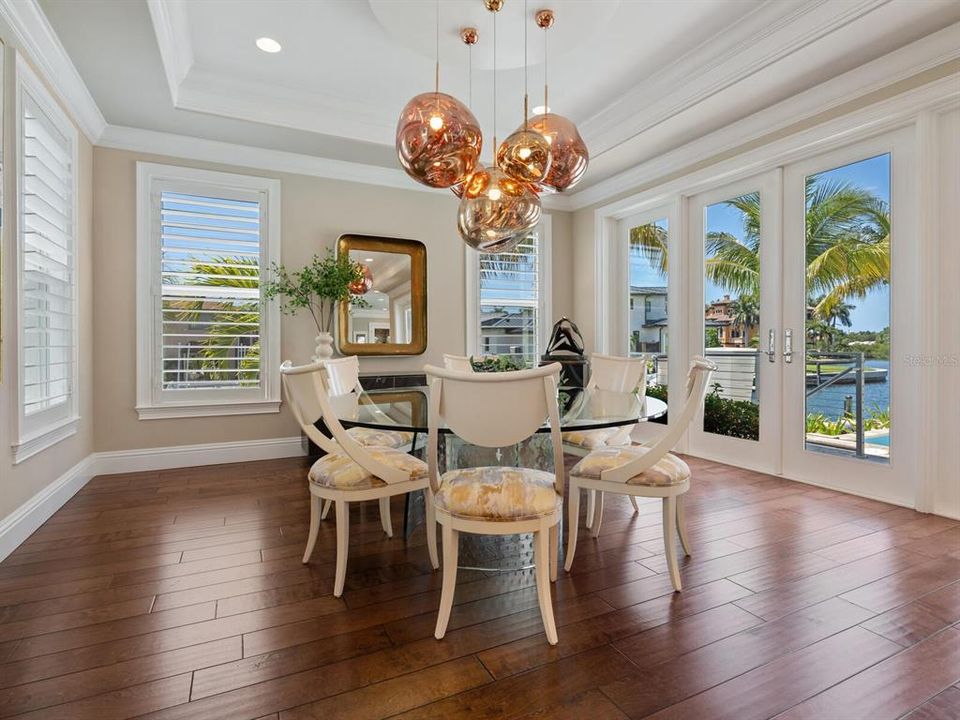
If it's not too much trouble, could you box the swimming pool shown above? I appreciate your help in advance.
[866,430,890,447]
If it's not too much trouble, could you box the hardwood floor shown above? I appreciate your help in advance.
[0,455,958,719]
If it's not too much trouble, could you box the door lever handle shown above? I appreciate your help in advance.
[765,329,776,363]
[784,328,794,364]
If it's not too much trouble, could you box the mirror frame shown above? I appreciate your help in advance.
[336,234,427,356]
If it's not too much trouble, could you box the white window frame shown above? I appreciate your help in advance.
[135,163,281,419]
[465,214,552,361]
[12,55,80,464]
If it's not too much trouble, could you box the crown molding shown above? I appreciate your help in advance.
[580,0,888,158]
[568,21,960,211]
[146,0,193,105]
[96,124,574,211]
[0,0,105,143]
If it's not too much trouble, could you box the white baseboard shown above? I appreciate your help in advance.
[93,436,305,475]
[0,455,97,562]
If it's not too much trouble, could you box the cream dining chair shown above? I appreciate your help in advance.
[564,357,717,592]
[280,361,438,597]
[442,354,475,373]
[319,355,417,533]
[562,353,648,526]
[425,363,565,645]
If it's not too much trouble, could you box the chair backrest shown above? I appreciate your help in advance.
[599,356,717,484]
[423,363,565,496]
[442,354,474,373]
[280,361,411,484]
[324,355,361,396]
[588,353,647,394]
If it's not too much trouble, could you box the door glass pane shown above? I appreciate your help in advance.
[628,218,668,396]
[803,154,890,463]
[704,194,761,440]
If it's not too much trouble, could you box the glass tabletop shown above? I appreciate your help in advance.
[330,385,667,434]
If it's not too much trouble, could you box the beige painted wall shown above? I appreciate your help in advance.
[0,44,95,520]
[92,147,573,452]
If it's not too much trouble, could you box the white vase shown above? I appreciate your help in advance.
[312,332,334,363]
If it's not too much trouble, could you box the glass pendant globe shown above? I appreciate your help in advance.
[528,113,589,192]
[497,128,552,184]
[395,92,482,189]
[348,264,373,295]
[457,166,542,253]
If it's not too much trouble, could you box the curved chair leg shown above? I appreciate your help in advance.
[676,494,692,557]
[629,496,640,514]
[424,491,439,570]
[564,483,580,572]
[321,499,332,520]
[590,492,605,538]
[663,496,681,591]
[534,524,559,645]
[435,522,459,640]
[333,501,350,597]
[302,494,321,564]
[378,497,393,538]
[585,490,595,529]
[549,523,558,582]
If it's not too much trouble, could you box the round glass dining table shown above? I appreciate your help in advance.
[328,385,667,571]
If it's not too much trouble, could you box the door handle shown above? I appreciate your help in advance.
[765,329,776,363]
[783,328,794,364]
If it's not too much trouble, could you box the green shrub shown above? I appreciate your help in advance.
[470,355,527,373]
[644,383,760,439]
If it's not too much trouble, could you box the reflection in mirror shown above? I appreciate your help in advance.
[337,235,426,356]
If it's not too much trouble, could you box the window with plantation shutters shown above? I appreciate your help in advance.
[14,60,80,463]
[466,217,552,367]
[136,164,280,419]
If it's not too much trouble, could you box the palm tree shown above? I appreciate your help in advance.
[811,294,855,328]
[629,222,668,277]
[633,179,889,322]
[728,294,760,343]
[166,257,261,386]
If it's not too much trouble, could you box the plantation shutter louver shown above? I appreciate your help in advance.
[478,231,540,366]
[20,91,75,419]
[158,191,263,392]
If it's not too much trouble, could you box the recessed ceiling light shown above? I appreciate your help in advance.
[364,257,374,262]
[256,37,282,53]
[531,105,551,115]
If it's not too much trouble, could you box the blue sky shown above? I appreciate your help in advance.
[629,154,891,332]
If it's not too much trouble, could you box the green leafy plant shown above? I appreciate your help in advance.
[703,384,760,440]
[469,354,528,373]
[262,250,368,334]
[805,412,852,436]
[864,405,891,430]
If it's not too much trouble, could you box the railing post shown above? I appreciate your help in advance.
[855,352,865,458]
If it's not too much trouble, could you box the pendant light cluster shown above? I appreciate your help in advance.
[395,0,588,253]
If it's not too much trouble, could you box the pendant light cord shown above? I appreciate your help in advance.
[434,0,440,93]
[492,9,497,152]
[523,0,528,128]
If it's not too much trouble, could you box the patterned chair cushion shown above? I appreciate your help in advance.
[346,427,414,449]
[434,466,561,520]
[308,447,427,490]
[562,425,635,450]
[571,445,690,486]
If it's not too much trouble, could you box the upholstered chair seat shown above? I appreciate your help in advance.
[561,426,633,451]
[345,427,415,449]
[571,445,690,486]
[434,466,561,520]
[308,447,427,490]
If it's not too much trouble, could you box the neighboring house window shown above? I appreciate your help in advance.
[13,58,80,463]
[466,217,552,367]
[136,163,280,419]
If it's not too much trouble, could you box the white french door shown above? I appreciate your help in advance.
[685,171,782,474]
[781,127,919,504]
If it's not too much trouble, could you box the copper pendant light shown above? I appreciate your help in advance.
[395,2,481,189]
[519,8,589,193]
[457,0,541,252]
[348,264,373,295]
[496,0,552,185]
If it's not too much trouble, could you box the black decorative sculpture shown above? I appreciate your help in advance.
[541,317,588,390]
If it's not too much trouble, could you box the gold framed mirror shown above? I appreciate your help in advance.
[336,234,427,356]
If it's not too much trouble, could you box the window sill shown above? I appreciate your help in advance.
[136,401,281,420]
[12,417,80,465]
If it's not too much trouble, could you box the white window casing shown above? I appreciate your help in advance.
[465,215,552,365]
[135,163,281,419]
[13,55,80,464]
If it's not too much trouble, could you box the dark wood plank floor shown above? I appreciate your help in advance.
[0,455,958,719]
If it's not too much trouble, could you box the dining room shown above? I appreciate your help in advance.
[0,1,959,718]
